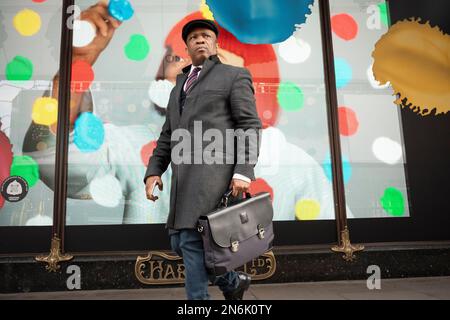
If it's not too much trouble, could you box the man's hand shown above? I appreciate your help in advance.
[73,1,121,65]
[230,178,250,197]
[145,176,163,201]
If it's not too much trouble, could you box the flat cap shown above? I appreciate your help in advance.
[182,19,219,42]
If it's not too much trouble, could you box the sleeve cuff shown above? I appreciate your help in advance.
[232,173,251,183]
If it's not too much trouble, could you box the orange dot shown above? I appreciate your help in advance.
[338,106,359,136]
[331,14,358,41]
[141,141,158,166]
[249,178,274,202]
[71,60,94,93]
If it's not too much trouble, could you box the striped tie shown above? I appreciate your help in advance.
[184,67,201,94]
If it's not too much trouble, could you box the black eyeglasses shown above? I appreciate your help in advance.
[165,55,183,63]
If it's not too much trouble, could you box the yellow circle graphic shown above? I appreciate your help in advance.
[13,9,41,36]
[295,199,321,220]
[32,97,58,126]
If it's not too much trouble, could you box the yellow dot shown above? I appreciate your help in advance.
[295,199,321,220]
[13,9,42,36]
[32,97,58,125]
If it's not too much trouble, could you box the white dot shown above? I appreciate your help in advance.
[278,36,311,64]
[372,137,403,164]
[141,99,151,109]
[26,214,52,226]
[257,127,286,175]
[263,110,272,119]
[127,104,136,113]
[148,79,175,109]
[89,174,123,207]
[307,97,316,105]
[367,64,390,89]
[72,20,96,48]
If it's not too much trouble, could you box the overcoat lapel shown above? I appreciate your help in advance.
[179,55,221,126]
[172,72,187,126]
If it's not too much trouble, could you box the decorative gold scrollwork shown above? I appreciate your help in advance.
[35,236,73,272]
[241,250,276,280]
[135,251,186,285]
[331,227,364,261]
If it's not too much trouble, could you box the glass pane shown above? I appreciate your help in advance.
[58,0,338,225]
[0,1,61,226]
[329,0,410,218]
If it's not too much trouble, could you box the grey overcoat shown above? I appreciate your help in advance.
[144,55,262,229]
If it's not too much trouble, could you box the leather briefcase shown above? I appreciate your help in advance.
[197,190,274,276]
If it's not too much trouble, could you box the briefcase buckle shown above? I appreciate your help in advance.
[197,224,204,233]
[257,225,265,239]
[231,240,239,252]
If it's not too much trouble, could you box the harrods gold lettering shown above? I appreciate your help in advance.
[149,260,164,279]
[177,263,186,279]
[135,251,275,284]
[164,264,175,279]
[258,258,265,267]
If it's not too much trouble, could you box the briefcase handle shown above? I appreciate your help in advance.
[218,189,252,208]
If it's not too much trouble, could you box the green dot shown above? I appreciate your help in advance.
[124,34,150,61]
[5,55,33,81]
[380,187,405,217]
[277,82,304,111]
[10,155,40,187]
[378,2,389,27]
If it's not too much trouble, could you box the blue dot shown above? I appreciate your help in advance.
[206,0,314,44]
[108,0,134,22]
[74,112,105,152]
[322,155,352,184]
[334,58,352,88]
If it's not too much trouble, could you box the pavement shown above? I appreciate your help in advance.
[1,276,449,300]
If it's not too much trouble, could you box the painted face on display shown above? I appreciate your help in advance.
[151,42,244,111]
[150,12,280,128]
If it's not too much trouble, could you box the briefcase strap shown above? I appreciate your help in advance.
[218,189,252,208]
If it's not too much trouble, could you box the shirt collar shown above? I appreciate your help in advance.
[190,65,202,74]
[182,55,221,74]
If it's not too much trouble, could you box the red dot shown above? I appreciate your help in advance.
[32,0,47,2]
[331,14,358,41]
[338,106,359,136]
[141,141,158,166]
[71,60,94,93]
[249,178,274,202]
[248,60,280,128]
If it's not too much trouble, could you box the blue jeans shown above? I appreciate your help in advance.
[170,229,240,300]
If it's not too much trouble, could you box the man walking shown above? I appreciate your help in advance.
[144,19,261,300]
